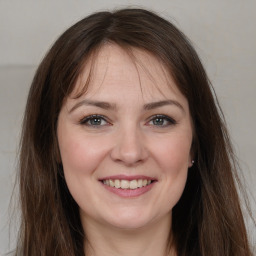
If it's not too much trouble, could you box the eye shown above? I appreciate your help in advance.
[147,115,176,127]
[80,114,110,127]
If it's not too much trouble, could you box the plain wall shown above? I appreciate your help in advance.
[0,0,255,253]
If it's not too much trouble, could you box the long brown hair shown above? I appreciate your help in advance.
[15,8,254,256]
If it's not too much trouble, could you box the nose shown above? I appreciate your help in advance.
[110,125,149,166]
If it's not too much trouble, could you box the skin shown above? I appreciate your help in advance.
[57,44,193,256]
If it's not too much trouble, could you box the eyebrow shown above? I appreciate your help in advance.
[143,100,184,112]
[69,99,184,113]
[69,99,117,113]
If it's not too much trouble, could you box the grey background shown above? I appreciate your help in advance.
[0,0,255,254]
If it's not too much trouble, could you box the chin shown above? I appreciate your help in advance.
[108,219,152,230]
[101,209,162,230]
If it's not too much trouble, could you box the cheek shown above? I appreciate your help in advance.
[152,134,192,174]
[57,132,111,208]
[58,131,109,177]
[151,135,191,208]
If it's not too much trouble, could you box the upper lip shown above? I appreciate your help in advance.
[99,175,157,181]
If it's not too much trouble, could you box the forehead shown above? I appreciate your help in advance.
[71,44,186,104]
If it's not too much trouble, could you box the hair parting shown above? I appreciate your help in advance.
[13,8,254,256]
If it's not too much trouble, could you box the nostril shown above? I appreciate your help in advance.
[109,131,149,165]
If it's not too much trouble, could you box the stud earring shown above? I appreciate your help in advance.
[191,160,195,165]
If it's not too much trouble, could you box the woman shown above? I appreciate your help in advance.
[15,8,254,256]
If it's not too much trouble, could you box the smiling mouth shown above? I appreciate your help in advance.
[101,179,156,189]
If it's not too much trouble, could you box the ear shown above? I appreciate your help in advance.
[188,152,194,167]
[188,159,195,168]
[188,139,196,168]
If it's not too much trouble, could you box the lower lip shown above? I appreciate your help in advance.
[101,182,156,198]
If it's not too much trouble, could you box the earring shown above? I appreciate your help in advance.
[191,160,195,165]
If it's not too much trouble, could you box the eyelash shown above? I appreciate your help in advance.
[147,114,177,127]
[79,114,110,127]
[79,114,177,127]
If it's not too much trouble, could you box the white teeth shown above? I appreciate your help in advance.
[114,179,121,188]
[129,180,138,189]
[137,179,143,188]
[102,179,153,189]
[120,180,129,189]
[109,179,115,187]
[142,179,147,186]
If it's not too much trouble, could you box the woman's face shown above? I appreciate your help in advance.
[57,44,193,230]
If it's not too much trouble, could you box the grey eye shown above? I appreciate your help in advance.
[88,117,105,125]
[80,115,109,126]
[148,115,176,127]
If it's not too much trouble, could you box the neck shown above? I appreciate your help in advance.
[82,214,176,256]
